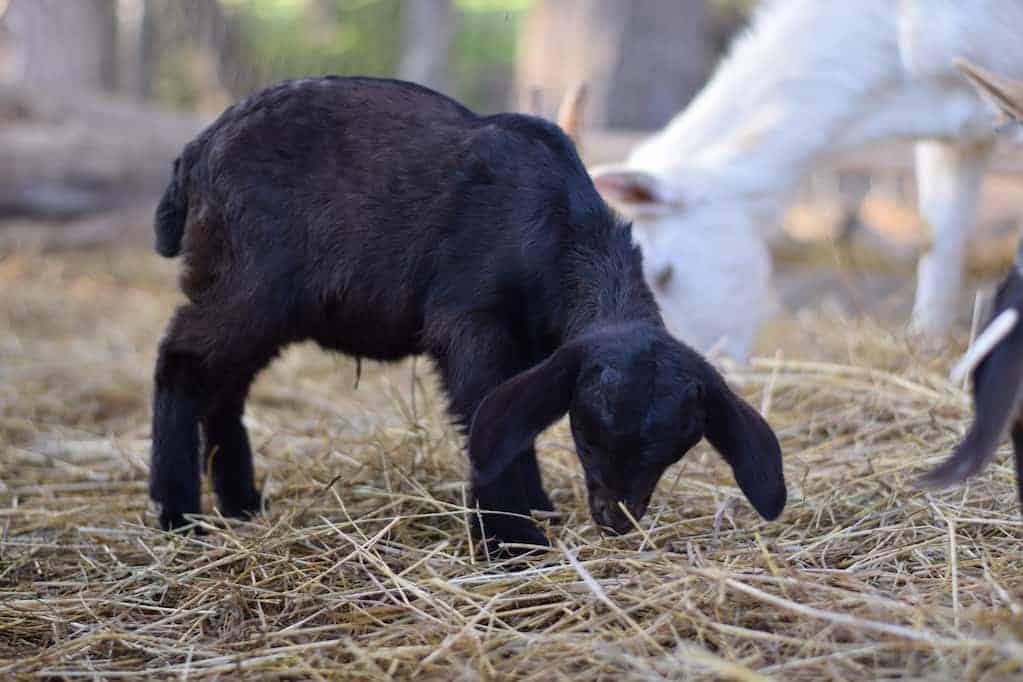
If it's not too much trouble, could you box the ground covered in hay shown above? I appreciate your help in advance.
[2,247,1023,680]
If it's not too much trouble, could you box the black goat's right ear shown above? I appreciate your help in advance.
[468,343,585,487]
[702,371,786,520]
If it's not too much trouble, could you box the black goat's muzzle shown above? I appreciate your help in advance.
[588,490,648,535]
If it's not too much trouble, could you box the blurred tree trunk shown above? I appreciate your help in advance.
[398,0,454,94]
[181,0,236,112]
[0,0,204,247]
[115,0,153,98]
[0,82,203,226]
[4,0,117,94]
[517,0,720,131]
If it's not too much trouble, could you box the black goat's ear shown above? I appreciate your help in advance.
[701,371,786,520]
[920,309,1023,490]
[469,343,585,487]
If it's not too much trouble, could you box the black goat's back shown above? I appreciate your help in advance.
[164,76,601,360]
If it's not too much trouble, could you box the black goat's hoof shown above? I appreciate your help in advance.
[532,508,564,527]
[528,490,556,514]
[476,515,551,560]
[158,507,205,534]
[217,488,264,520]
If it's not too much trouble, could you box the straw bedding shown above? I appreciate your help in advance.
[2,248,1022,680]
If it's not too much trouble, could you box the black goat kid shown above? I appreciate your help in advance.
[921,246,1023,505]
[149,77,786,552]
[918,60,1023,507]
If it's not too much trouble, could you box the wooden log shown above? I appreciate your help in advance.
[0,84,205,220]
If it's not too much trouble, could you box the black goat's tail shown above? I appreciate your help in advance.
[154,158,188,258]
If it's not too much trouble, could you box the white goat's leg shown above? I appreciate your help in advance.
[909,139,993,336]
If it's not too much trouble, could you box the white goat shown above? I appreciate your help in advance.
[591,0,1023,361]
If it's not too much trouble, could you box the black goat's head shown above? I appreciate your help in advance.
[468,325,786,533]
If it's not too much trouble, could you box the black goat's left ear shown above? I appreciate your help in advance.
[468,342,585,487]
[701,370,786,520]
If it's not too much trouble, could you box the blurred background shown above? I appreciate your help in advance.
[0,0,758,248]
[7,6,1023,676]
[1,0,1022,314]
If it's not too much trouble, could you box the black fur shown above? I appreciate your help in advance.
[922,255,1023,507]
[149,76,785,552]
[154,159,188,257]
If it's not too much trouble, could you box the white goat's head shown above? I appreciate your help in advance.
[588,165,771,362]
[556,87,770,361]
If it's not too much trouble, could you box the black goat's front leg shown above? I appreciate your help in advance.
[433,322,552,554]
[519,446,554,514]
[472,452,550,554]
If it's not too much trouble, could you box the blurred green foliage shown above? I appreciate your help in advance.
[227,0,403,85]
[153,0,534,113]
[451,1,529,112]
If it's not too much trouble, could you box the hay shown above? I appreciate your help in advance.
[2,247,1022,680]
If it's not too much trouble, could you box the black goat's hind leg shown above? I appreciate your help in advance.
[151,287,289,532]
[201,344,279,521]
[150,302,277,531]
[193,299,281,524]
[203,400,263,521]
[150,345,203,531]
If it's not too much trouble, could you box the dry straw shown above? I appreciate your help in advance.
[2,249,1022,679]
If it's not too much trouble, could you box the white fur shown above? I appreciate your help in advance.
[950,308,1019,384]
[593,0,1023,361]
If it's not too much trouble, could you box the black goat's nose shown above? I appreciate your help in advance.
[592,497,631,535]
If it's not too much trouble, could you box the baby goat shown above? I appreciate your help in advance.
[149,77,785,552]
[923,61,1023,505]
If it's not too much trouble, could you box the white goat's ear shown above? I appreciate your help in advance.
[955,58,1023,124]
[590,167,676,207]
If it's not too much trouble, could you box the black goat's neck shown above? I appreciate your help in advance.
[558,227,662,342]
